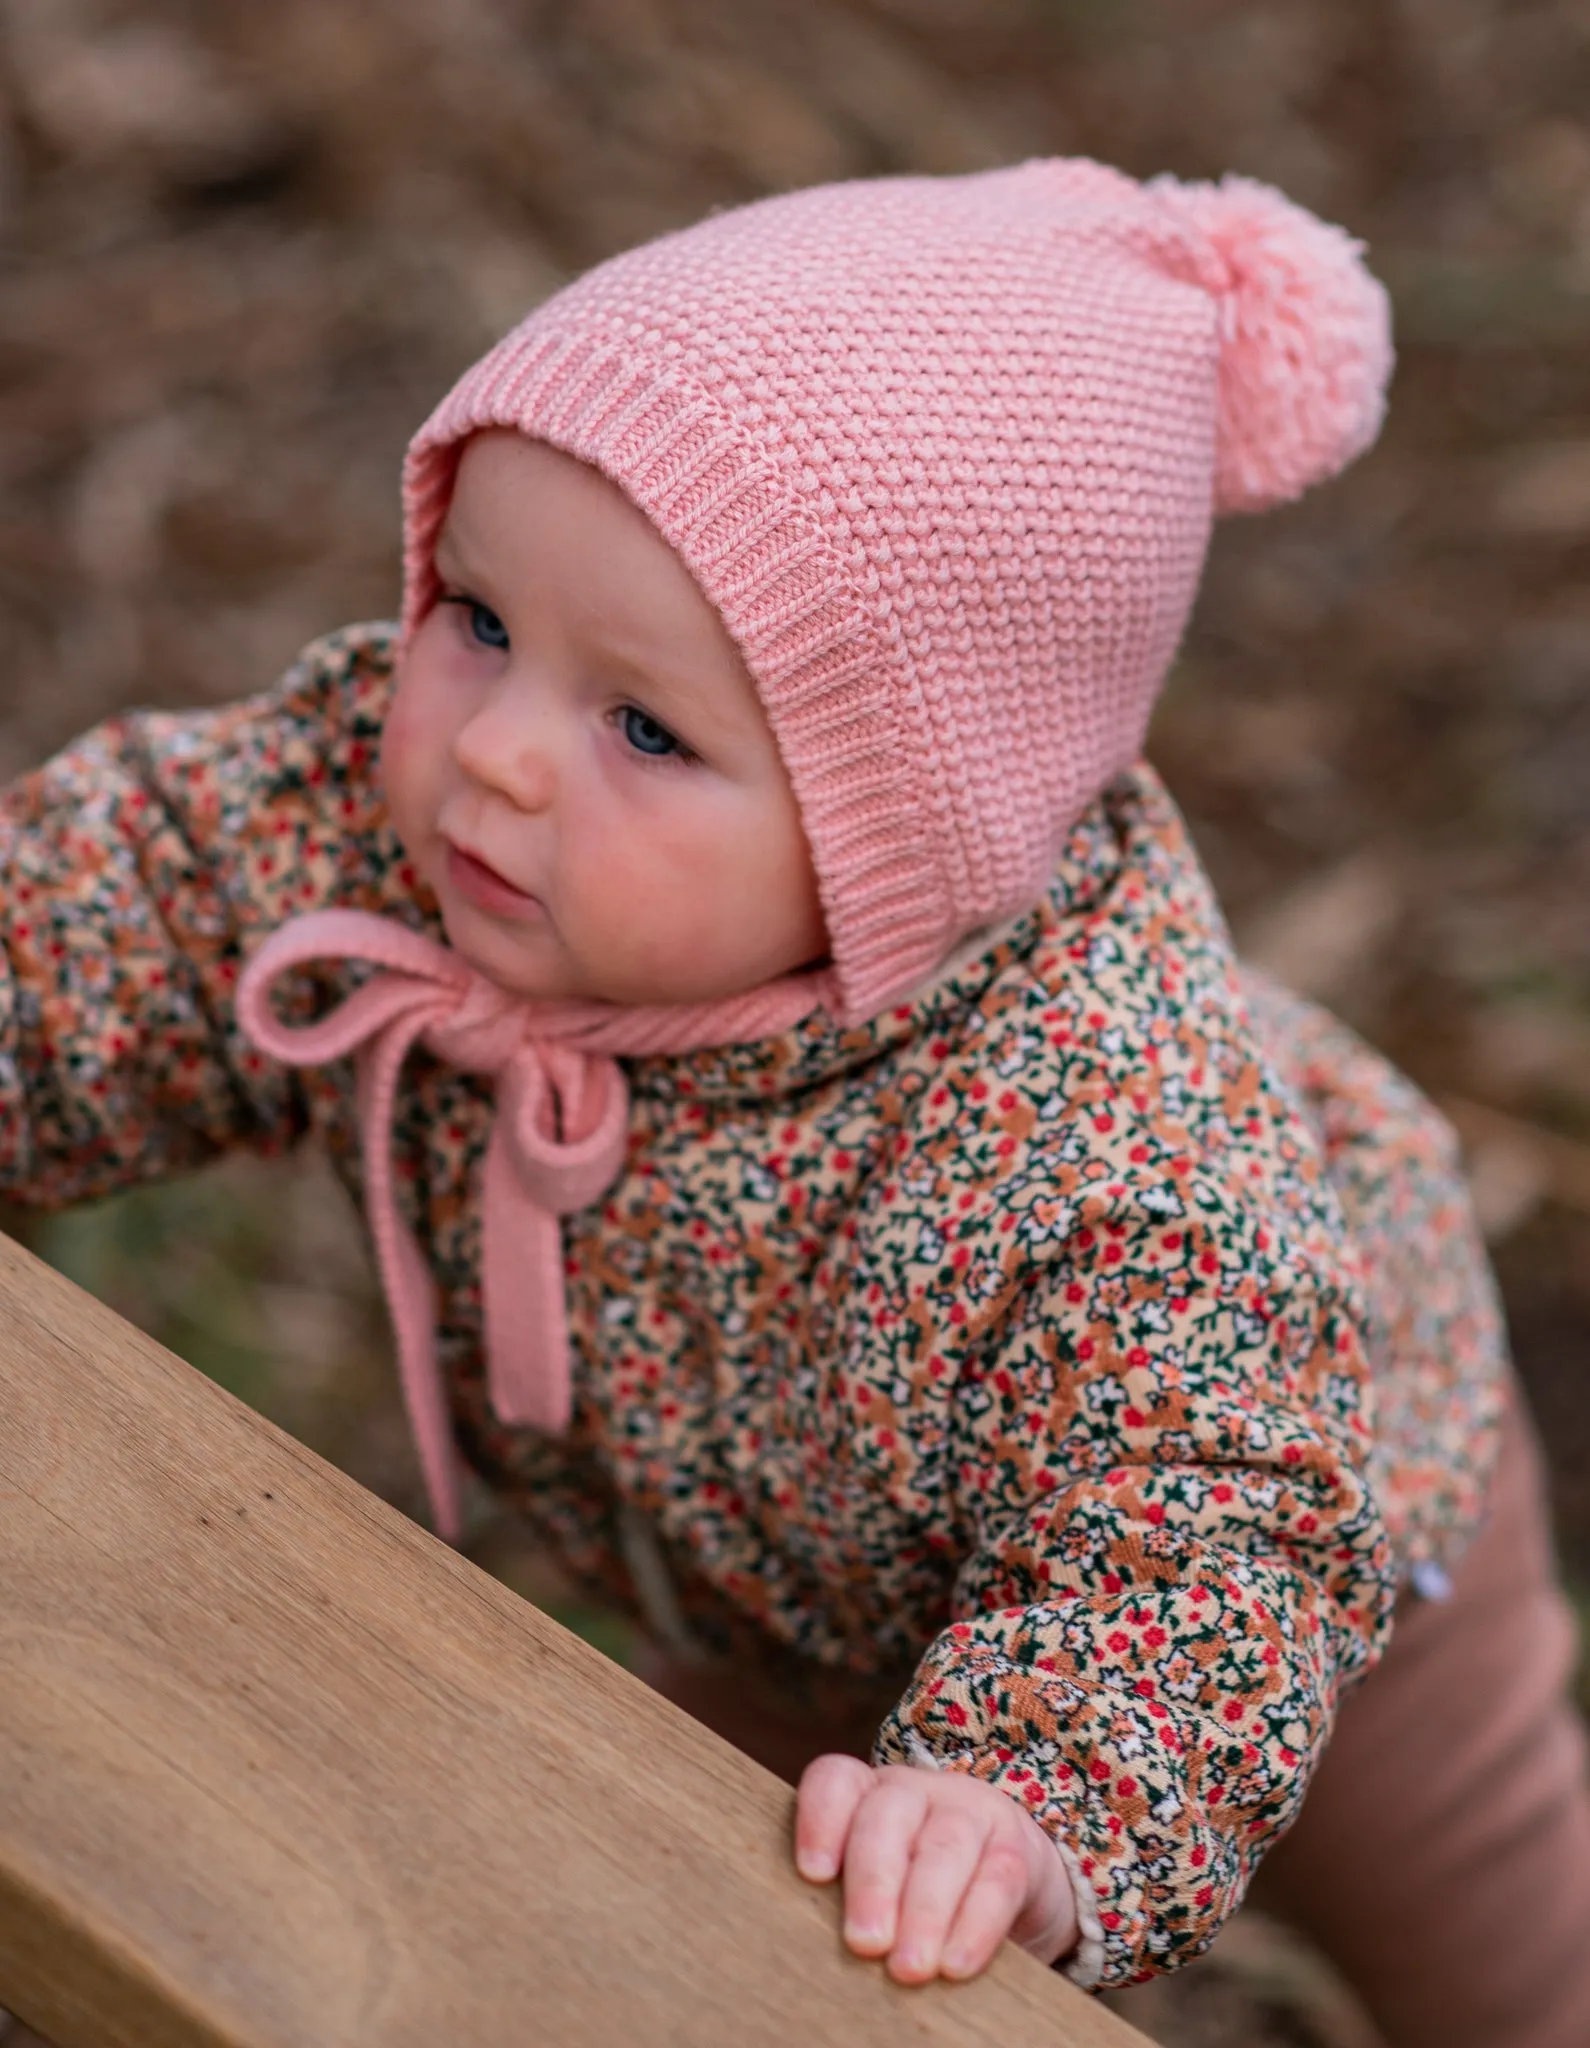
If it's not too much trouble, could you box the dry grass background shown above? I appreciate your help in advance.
[5,1,1590,2040]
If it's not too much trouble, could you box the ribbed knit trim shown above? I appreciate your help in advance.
[403,331,954,1029]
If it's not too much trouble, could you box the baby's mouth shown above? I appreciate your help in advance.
[443,840,544,921]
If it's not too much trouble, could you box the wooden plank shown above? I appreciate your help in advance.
[0,1230,1150,2048]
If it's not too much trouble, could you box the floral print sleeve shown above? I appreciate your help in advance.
[866,786,1395,1990]
[0,623,405,1204]
[876,1193,1386,1988]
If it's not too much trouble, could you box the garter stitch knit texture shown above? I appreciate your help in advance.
[402,158,1392,1024]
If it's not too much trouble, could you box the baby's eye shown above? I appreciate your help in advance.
[620,706,685,758]
[464,600,509,651]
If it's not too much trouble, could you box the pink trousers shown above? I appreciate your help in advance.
[641,1400,1590,2046]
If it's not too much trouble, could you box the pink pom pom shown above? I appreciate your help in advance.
[1148,174,1393,515]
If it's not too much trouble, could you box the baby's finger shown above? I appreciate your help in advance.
[885,1799,994,1983]
[939,1833,1033,1980]
[836,1768,931,1959]
[794,1753,874,1884]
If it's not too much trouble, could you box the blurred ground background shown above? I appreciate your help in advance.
[4,0,1590,2040]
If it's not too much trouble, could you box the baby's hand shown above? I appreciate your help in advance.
[794,1755,1079,1983]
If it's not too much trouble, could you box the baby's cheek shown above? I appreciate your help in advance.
[378,727,423,860]
[599,853,716,967]
[572,819,745,992]
[381,668,449,849]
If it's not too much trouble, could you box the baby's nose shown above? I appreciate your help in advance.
[454,704,557,814]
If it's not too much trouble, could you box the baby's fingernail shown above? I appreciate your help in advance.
[941,1946,978,1979]
[797,1847,836,1882]
[845,1915,887,1951]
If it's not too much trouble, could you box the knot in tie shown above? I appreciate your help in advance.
[423,974,527,1076]
[422,976,630,1217]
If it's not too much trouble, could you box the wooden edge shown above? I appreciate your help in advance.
[0,1228,1154,2048]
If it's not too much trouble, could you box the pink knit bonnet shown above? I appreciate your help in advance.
[402,158,1392,1027]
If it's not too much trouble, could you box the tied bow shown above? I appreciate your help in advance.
[238,908,831,1542]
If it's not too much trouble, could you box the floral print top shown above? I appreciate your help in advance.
[0,623,1508,1988]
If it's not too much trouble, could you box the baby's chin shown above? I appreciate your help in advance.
[440,900,816,1009]
[446,932,744,1009]
[438,907,581,1003]
[440,913,654,1007]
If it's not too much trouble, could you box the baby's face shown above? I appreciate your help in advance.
[385,432,828,1005]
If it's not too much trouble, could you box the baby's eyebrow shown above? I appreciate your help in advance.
[593,632,735,715]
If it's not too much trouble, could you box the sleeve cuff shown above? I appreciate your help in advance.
[1050,1833,1107,1988]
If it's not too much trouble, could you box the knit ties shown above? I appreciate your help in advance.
[239,908,831,1541]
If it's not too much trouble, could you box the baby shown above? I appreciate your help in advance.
[6,159,1590,2042]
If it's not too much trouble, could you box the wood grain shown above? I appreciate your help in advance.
[0,1230,1151,2048]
